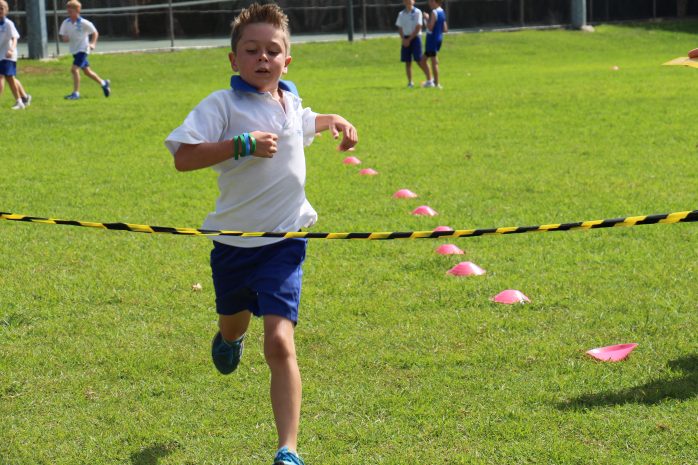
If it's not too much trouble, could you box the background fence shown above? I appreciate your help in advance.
[7,0,698,55]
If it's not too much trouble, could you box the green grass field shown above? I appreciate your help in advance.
[1,21,697,465]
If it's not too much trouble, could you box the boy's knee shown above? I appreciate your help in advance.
[264,330,295,363]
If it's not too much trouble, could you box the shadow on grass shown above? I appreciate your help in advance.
[558,355,698,409]
[610,19,698,34]
[130,442,178,465]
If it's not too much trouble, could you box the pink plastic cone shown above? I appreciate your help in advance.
[359,168,378,176]
[343,156,361,165]
[393,189,418,199]
[490,289,530,304]
[586,343,638,362]
[433,225,454,232]
[436,244,464,255]
[447,261,485,276]
[412,206,438,216]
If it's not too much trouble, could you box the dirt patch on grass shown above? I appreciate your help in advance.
[19,65,62,75]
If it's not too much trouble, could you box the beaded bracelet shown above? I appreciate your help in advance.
[232,133,257,160]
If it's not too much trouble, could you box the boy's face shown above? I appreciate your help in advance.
[403,0,414,10]
[230,22,291,93]
[0,4,7,19]
[67,6,79,20]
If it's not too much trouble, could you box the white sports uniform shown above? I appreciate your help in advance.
[165,76,319,248]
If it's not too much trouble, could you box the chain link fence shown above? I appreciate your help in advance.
[7,0,698,56]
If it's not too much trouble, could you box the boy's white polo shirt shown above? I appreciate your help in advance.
[58,17,97,54]
[0,18,19,62]
[165,76,318,248]
[395,7,423,36]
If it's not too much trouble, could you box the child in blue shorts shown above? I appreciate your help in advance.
[396,0,431,88]
[0,0,31,110]
[165,4,358,464]
[421,0,448,88]
[58,0,110,100]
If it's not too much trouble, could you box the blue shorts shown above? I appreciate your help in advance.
[72,52,90,69]
[210,238,307,323]
[401,36,423,62]
[425,36,442,56]
[0,60,17,76]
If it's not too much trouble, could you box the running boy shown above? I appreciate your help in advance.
[421,0,448,88]
[396,0,430,88]
[58,0,110,100]
[0,0,31,109]
[165,4,357,465]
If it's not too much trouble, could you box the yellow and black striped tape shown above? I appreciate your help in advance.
[1,210,697,240]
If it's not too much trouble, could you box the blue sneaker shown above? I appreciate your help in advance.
[64,92,80,100]
[273,447,305,465]
[211,331,243,375]
[102,79,111,97]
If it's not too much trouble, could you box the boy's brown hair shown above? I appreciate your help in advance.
[230,3,290,54]
[66,0,81,10]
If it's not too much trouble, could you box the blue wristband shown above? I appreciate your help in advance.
[243,133,251,156]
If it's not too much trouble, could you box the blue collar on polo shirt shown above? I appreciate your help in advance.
[0,19,5,26]
[230,75,299,97]
[70,17,82,24]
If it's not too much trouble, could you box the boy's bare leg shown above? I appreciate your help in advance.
[264,315,301,452]
[418,56,431,82]
[405,62,413,84]
[218,311,252,342]
[71,65,81,93]
[5,75,21,100]
[15,78,28,99]
[83,66,104,86]
[431,56,439,86]
[420,56,432,82]
[0,75,5,96]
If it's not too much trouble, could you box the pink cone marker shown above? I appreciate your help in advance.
[343,156,361,165]
[436,244,464,255]
[412,206,437,216]
[447,261,485,276]
[359,168,378,176]
[393,189,418,199]
[586,343,638,362]
[433,226,453,232]
[491,289,530,304]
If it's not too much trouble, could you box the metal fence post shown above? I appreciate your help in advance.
[519,0,524,26]
[52,0,60,56]
[571,0,587,28]
[347,0,354,42]
[168,0,175,49]
[362,0,367,39]
[26,0,48,59]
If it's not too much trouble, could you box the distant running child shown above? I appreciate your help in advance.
[421,0,448,88]
[165,3,358,464]
[395,0,430,88]
[59,0,110,100]
[0,0,31,109]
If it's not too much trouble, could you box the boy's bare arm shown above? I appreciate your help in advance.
[315,114,358,152]
[89,31,99,50]
[174,131,278,171]
[6,37,17,58]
